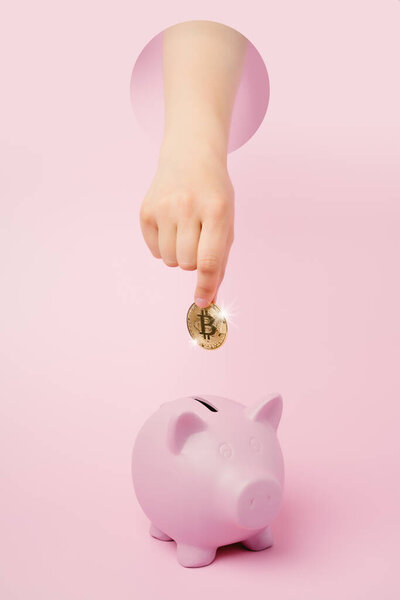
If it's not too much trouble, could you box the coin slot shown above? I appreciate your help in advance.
[193,397,218,412]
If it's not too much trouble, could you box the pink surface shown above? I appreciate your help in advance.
[0,1,399,599]
[130,29,269,152]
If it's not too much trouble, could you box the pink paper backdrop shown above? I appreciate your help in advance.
[1,1,399,599]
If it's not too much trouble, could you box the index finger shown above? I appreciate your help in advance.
[194,219,228,308]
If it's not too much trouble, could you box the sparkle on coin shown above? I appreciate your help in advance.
[186,302,228,350]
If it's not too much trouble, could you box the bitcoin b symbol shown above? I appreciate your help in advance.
[198,309,217,340]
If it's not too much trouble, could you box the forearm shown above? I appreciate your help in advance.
[161,20,248,162]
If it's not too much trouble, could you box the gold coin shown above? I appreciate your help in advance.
[186,302,228,350]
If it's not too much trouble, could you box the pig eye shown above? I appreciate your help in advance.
[249,437,261,452]
[219,442,233,459]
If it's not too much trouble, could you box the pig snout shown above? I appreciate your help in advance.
[236,478,281,530]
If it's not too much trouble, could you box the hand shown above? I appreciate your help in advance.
[139,20,246,308]
[139,142,234,308]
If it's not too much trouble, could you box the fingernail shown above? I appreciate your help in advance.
[195,297,209,308]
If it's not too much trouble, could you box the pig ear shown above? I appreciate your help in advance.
[245,394,283,431]
[167,411,207,455]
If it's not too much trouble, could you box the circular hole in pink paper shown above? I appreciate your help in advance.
[130,21,270,153]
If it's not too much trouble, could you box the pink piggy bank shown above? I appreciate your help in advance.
[131,393,284,567]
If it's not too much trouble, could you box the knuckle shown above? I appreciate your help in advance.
[179,261,197,271]
[177,192,195,216]
[156,196,172,217]
[196,283,213,297]
[139,205,154,226]
[198,255,220,274]
[205,195,231,220]
[158,192,195,218]
[163,258,178,267]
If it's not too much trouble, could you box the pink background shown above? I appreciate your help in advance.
[1,1,399,599]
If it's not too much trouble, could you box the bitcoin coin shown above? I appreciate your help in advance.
[186,302,228,350]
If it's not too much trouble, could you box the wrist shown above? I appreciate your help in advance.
[160,128,228,169]
[161,102,230,159]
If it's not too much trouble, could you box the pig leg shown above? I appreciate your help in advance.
[241,526,273,551]
[176,543,216,568]
[149,523,173,541]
